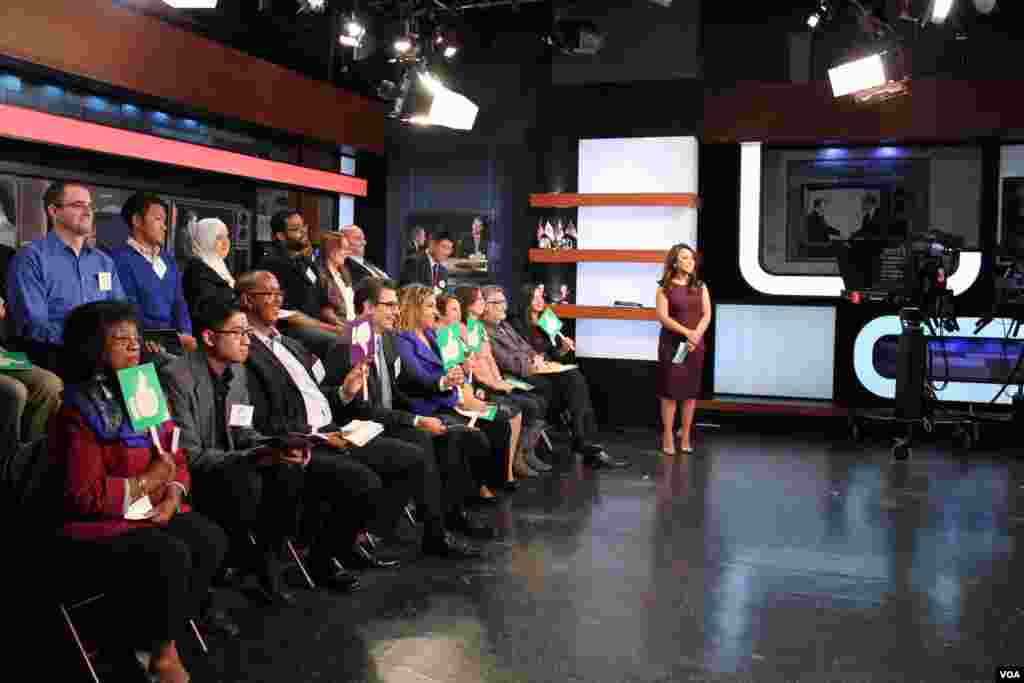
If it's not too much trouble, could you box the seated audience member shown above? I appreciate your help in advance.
[436,293,538,479]
[457,217,489,259]
[343,224,390,284]
[0,297,62,449]
[481,284,627,469]
[160,299,361,600]
[182,217,238,324]
[394,284,520,490]
[454,286,551,474]
[323,277,495,534]
[51,300,227,683]
[110,193,196,358]
[400,231,454,290]
[318,231,356,325]
[6,181,126,371]
[237,271,480,560]
[259,210,342,359]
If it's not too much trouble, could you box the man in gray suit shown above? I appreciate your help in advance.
[160,299,362,604]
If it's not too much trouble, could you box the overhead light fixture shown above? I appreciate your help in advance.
[394,35,414,54]
[161,0,219,8]
[297,0,326,13]
[407,71,478,131]
[924,0,955,23]
[339,14,366,47]
[806,1,829,28]
[443,44,458,58]
[828,53,887,97]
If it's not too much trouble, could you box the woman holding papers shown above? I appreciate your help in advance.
[394,285,522,490]
[456,286,551,474]
[513,283,577,360]
[654,243,711,456]
[50,300,227,683]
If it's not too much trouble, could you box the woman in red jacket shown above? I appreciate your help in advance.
[51,300,227,683]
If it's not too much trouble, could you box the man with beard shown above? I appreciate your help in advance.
[259,209,341,359]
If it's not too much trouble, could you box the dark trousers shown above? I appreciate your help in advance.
[530,369,596,449]
[190,463,303,575]
[439,410,510,486]
[61,512,227,650]
[344,435,441,533]
[304,447,381,572]
[384,424,478,514]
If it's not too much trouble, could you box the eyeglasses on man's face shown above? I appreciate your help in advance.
[249,290,284,300]
[377,300,399,309]
[486,299,507,307]
[56,201,95,212]
[212,328,253,339]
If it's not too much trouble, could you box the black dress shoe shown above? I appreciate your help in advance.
[345,542,402,570]
[252,578,297,606]
[583,449,629,469]
[499,479,520,492]
[445,510,496,540]
[312,565,362,593]
[199,609,241,639]
[422,531,482,559]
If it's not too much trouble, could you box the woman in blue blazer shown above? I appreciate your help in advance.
[393,284,520,491]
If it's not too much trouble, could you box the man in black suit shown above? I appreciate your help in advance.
[400,230,454,289]
[342,224,391,285]
[324,277,495,541]
[853,194,884,238]
[805,198,841,243]
[238,270,480,561]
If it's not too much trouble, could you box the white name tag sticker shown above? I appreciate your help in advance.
[394,357,401,378]
[228,403,254,428]
[98,272,113,291]
[312,358,326,384]
[153,257,168,280]
[305,267,317,284]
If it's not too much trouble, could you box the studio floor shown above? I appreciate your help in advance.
[52,425,1024,682]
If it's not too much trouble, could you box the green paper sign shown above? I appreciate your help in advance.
[0,351,33,370]
[465,317,485,353]
[477,404,497,421]
[116,362,171,432]
[436,323,466,371]
[537,307,563,344]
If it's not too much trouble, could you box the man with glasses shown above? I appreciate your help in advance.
[342,224,391,285]
[480,285,627,469]
[161,299,363,606]
[6,181,126,371]
[260,209,340,359]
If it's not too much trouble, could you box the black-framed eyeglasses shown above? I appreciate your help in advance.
[486,300,507,306]
[248,290,284,299]
[56,201,94,212]
[377,300,400,308]
[212,328,253,339]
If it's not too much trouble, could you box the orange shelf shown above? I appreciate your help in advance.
[552,304,658,321]
[529,249,666,264]
[529,192,699,208]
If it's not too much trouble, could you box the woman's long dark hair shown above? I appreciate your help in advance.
[454,285,483,323]
[519,282,544,325]
[657,243,703,291]
[61,300,140,384]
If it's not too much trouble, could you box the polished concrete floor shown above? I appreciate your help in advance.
[53,425,1024,682]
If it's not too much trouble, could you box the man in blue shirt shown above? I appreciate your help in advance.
[110,193,196,357]
[6,181,126,371]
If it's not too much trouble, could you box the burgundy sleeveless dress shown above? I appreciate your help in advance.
[656,284,706,400]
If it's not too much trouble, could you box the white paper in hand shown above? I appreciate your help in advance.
[340,420,385,447]
[124,495,155,521]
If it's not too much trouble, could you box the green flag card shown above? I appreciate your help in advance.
[436,323,466,371]
[477,404,498,421]
[464,317,485,353]
[537,307,563,344]
[0,350,33,370]
[116,362,171,432]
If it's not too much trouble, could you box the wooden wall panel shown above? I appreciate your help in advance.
[0,0,386,152]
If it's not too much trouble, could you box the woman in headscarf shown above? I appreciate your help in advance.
[181,218,237,325]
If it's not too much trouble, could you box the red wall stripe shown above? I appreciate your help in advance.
[0,104,368,197]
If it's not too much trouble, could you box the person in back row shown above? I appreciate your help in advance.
[342,224,390,285]
[7,181,126,371]
[110,193,196,358]
[181,217,238,326]
[0,295,62,449]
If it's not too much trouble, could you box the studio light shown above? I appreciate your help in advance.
[339,15,366,47]
[394,35,414,54]
[828,53,887,97]
[409,71,478,131]
[162,0,219,8]
[806,1,829,29]
[297,0,326,13]
[443,44,458,58]
[925,0,955,23]
[807,13,821,28]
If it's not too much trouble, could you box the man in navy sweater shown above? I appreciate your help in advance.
[110,193,197,357]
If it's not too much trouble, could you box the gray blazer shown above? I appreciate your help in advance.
[160,349,264,473]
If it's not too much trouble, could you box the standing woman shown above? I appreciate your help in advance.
[655,244,711,455]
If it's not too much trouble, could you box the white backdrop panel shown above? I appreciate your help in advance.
[713,304,837,400]
[576,263,662,307]
[576,206,696,250]
[578,137,698,193]
[576,319,662,361]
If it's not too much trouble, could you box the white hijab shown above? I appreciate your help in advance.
[190,217,234,287]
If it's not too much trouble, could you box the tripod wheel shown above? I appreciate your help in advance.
[892,443,911,460]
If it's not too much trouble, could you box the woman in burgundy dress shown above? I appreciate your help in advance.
[655,244,711,455]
